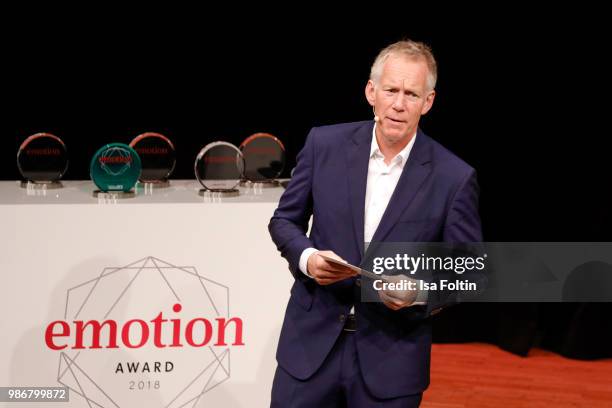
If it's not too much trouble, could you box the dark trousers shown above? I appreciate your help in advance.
[271,332,423,408]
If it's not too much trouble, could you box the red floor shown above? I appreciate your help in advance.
[422,343,612,407]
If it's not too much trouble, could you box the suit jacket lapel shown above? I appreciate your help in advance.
[345,122,373,260]
[369,128,433,244]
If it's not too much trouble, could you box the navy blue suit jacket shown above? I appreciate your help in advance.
[269,120,482,398]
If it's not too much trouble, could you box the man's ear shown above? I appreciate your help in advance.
[420,90,436,115]
[365,80,376,106]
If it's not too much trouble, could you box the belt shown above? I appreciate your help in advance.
[342,314,356,332]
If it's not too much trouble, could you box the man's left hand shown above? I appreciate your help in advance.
[378,274,419,310]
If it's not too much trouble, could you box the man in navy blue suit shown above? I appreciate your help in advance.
[269,40,482,407]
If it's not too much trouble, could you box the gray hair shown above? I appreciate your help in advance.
[369,40,437,91]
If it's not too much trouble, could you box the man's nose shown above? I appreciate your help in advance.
[392,92,405,110]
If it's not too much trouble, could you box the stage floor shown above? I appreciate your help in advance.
[423,343,612,407]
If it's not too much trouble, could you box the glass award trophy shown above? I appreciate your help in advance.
[194,141,244,197]
[90,143,141,198]
[17,132,68,189]
[129,132,176,188]
[239,132,285,187]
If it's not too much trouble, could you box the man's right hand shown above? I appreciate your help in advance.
[306,250,357,285]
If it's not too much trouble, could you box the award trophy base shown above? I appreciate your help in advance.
[139,180,171,189]
[239,179,280,188]
[93,190,136,199]
[198,188,240,197]
[20,180,63,189]
[136,180,170,195]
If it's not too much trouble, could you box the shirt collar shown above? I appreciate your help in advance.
[370,123,417,168]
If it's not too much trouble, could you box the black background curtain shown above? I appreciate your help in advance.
[433,303,612,360]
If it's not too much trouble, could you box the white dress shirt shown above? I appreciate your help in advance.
[363,126,416,243]
[300,124,416,274]
[298,125,421,312]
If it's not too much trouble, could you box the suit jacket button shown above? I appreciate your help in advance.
[355,278,361,287]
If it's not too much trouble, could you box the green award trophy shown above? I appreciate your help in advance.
[90,143,141,198]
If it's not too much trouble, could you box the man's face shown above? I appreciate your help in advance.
[366,55,435,146]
